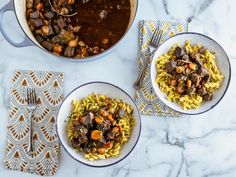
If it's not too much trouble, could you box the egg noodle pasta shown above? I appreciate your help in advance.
[156,41,223,110]
[67,93,135,161]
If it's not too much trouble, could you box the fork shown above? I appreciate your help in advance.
[134,28,163,90]
[26,88,37,155]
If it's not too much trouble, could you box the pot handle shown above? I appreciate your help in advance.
[0,0,33,47]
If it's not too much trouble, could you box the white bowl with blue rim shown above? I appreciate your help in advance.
[150,32,231,115]
[56,82,141,167]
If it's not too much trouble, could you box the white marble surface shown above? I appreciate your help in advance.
[0,0,236,177]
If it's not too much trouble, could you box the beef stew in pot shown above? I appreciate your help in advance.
[26,0,131,59]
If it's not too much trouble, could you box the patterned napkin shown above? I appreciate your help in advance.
[134,20,189,117]
[4,70,64,176]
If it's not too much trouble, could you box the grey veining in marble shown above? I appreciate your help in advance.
[0,0,236,177]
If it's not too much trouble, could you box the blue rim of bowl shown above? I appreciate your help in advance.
[13,0,139,62]
[56,81,142,167]
[151,32,231,115]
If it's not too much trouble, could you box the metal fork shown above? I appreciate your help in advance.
[26,88,37,155]
[134,28,163,90]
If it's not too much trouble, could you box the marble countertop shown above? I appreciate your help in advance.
[1,0,236,177]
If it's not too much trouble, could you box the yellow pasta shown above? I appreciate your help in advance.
[67,93,135,161]
[155,41,224,110]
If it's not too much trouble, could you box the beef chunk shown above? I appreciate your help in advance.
[77,135,88,144]
[106,130,115,140]
[190,73,201,87]
[166,61,177,73]
[197,66,209,77]
[35,34,44,44]
[190,53,203,66]
[114,135,122,142]
[187,86,196,96]
[177,60,190,66]
[29,18,43,28]
[197,87,207,97]
[80,113,93,127]
[51,35,60,43]
[53,25,60,34]
[198,67,210,83]
[41,41,53,51]
[203,92,213,101]
[97,138,107,148]
[99,119,111,132]
[64,47,75,57]
[74,125,88,135]
[29,10,39,19]
[175,74,186,82]
[71,139,80,149]
[56,16,66,29]
[174,47,185,58]
[44,11,55,19]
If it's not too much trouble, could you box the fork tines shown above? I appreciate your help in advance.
[150,28,163,48]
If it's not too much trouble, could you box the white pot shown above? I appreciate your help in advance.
[0,0,138,62]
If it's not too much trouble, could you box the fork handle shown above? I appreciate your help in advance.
[28,111,34,155]
[134,55,152,90]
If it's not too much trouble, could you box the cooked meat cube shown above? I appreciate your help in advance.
[53,25,60,34]
[74,125,88,135]
[51,35,60,43]
[106,130,115,140]
[80,113,93,127]
[197,87,207,97]
[56,16,66,29]
[97,138,107,148]
[29,18,43,28]
[82,147,91,154]
[35,34,44,44]
[99,119,111,132]
[77,135,88,144]
[166,61,177,73]
[71,139,80,149]
[197,66,209,77]
[187,86,196,96]
[190,53,203,66]
[190,73,201,87]
[203,92,213,101]
[202,74,210,83]
[175,74,186,82]
[44,11,55,19]
[64,47,75,57]
[29,10,39,19]
[177,60,190,66]
[41,41,53,51]
[114,134,122,142]
[174,46,185,58]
